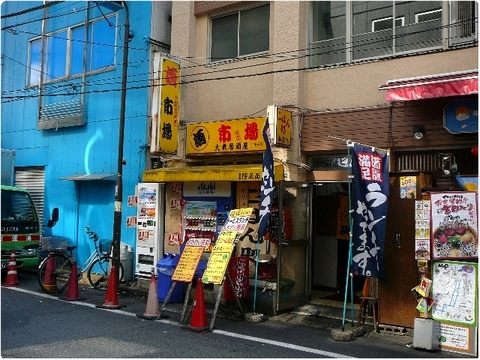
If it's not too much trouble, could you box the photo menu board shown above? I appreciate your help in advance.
[430,192,478,259]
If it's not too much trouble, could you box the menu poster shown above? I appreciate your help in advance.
[431,260,477,327]
[137,229,155,247]
[216,230,238,245]
[138,186,157,205]
[202,243,235,284]
[431,192,478,259]
[435,323,477,354]
[415,239,431,260]
[400,176,417,199]
[222,213,252,233]
[172,244,206,283]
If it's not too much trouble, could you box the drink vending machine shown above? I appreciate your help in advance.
[183,201,217,252]
[135,183,165,278]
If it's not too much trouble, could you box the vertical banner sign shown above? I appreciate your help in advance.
[267,105,292,147]
[258,120,275,240]
[351,145,389,279]
[158,56,180,153]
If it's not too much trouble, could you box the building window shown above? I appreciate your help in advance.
[415,9,442,23]
[310,1,346,65]
[372,16,405,32]
[28,15,116,85]
[210,4,269,62]
[309,1,477,68]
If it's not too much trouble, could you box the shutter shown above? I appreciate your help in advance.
[14,167,45,226]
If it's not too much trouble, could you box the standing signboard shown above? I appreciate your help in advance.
[429,191,478,356]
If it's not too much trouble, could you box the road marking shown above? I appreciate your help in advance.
[5,286,353,358]
[213,329,355,358]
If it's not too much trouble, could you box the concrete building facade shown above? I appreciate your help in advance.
[150,1,478,329]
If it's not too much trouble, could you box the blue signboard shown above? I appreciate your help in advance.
[444,99,478,134]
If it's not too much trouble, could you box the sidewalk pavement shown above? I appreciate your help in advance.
[17,267,412,347]
[117,278,415,347]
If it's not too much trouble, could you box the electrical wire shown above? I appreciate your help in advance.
[1,8,477,103]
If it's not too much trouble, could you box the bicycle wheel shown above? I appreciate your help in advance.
[38,253,73,294]
[87,256,124,291]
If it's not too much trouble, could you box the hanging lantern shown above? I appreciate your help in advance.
[471,145,478,157]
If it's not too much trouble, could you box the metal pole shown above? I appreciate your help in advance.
[342,141,354,330]
[112,1,130,290]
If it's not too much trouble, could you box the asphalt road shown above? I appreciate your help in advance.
[1,271,469,358]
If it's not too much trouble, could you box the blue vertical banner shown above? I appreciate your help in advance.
[351,144,389,279]
[258,120,275,240]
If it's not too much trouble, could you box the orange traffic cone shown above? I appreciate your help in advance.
[3,250,19,287]
[137,272,159,320]
[61,261,86,301]
[42,255,57,292]
[182,278,209,333]
[96,265,124,309]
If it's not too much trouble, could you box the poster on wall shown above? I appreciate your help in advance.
[435,322,478,355]
[431,192,478,259]
[400,176,417,199]
[431,260,477,327]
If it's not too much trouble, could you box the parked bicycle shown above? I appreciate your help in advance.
[37,226,124,293]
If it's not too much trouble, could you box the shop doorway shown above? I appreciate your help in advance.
[275,181,313,314]
[311,182,363,304]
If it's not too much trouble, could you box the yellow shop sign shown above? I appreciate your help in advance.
[186,117,267,155]
[267,105,292,147]
[158,56,180,153]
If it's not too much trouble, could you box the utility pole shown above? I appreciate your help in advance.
[112,1,130,292]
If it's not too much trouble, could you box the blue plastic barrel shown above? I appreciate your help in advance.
[156,254,184,303]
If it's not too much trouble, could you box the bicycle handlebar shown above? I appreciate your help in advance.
[85,227,99,242]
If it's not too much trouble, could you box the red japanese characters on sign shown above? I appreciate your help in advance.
[356,152,383,182]
[186,118,267,155]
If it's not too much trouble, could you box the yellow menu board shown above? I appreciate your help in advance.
[216,230,238,245]
[172,245,205,283]
[202,243,235,284]
[201,208,254,284]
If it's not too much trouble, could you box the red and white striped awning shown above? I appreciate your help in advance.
[378,70,478,102]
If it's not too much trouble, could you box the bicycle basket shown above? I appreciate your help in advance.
[99,240,112,255]
[41,236,70,252]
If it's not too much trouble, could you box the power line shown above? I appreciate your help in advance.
[0,1,64,19]
[1,18,477,102]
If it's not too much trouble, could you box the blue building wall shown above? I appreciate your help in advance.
[1,1,167,269]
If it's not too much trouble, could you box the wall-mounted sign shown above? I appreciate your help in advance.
[186,117,267,155]
[267,105,292,147]
[183,182,231,197]
[431,192,478,259]
[150,54,180,153]
[400,176,417,199]
[444,99,478,134]
[431,260,477,327]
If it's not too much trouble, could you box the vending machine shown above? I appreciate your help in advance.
[182,181,234,251]
[135,183,165,278]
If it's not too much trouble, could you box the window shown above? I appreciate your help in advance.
[28,15,116,85]
[415,9,442,23]
[372,17,404,32]
[309,1,477,68]
[211,4,269,62]
[310,1,346,65]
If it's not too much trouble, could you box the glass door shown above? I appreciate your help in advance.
[274,181,313,313]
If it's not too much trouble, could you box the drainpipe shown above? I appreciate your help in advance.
[112,1,130,290]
